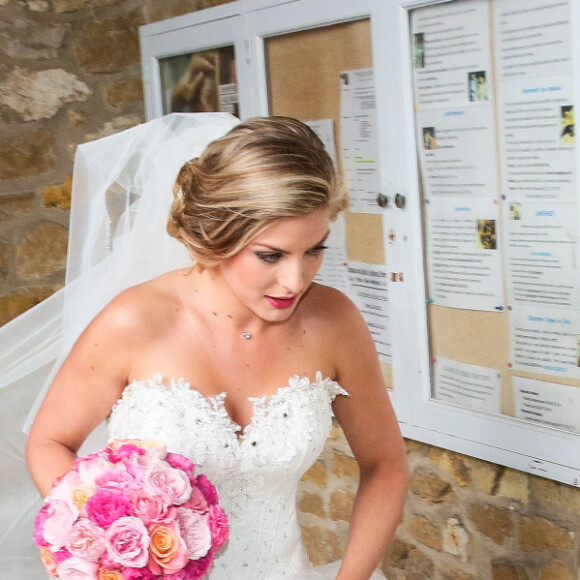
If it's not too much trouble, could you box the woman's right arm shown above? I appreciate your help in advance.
[25,289,143,497]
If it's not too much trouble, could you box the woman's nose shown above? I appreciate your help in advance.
[279,260,304,294]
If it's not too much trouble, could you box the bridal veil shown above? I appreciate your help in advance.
[0,113,240,578]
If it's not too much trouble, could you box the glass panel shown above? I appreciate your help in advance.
[159,46,238,116]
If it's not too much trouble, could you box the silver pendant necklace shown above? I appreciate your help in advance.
[241,332,251,340]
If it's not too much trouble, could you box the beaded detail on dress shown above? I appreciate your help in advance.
[107,373,351,580]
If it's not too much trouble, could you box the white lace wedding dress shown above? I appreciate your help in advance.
[107,373,386,580]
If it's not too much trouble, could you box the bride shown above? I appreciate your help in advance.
[21,113,407,579]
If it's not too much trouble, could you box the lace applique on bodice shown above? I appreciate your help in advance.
[107,372,347,580]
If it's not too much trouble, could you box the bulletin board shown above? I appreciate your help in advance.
[141,0,580,484]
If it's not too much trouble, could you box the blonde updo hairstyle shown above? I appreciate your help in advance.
[168,116,348,268]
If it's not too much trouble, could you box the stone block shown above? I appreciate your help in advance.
[74,18,140,73]
[469,504,513,544]
[492,564,529,580]
[329,490,355,522]
[529,475,580,515]
[302,460,328,487]
[0,286,54,325]
[106,77,144,107]
[0,68,91,122]
[16,222,68,280]
[54,0,122,13]
[0,20,67,60]
[148,0,204,23]
[0,241,9,281]
[42,175,72,210]
[404,439,426,455]
[428,447,472,487]
[298,491,326,519]
[539,561,573,580]
[300,526,342,566]
[0,130,55,181]
[441,567,476,580]
[443,517,469,562]
[497,468,529,504]
[408,515,442,551]
[469,457,501,494]
[332,451,359,480]
[408,468,456,503]
[83,114,142,142]
[0,192,36,218]
[382,537,435,579]
[518,517,575,552]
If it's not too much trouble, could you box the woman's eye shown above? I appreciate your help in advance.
[306,245,328,257]
[257,252,282,263]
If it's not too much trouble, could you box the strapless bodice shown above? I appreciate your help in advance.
[107,373,347,580]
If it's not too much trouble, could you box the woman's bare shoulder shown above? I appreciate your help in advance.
[89,269,186,339]
[305,283,364,329]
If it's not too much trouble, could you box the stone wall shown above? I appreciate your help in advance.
[301,429,580,579]
[1,1,580,578]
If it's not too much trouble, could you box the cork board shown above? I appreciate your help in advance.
[264,19,392,388]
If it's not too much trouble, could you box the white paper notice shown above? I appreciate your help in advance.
[514,376,580,433]
[411,0,493,108]
[493,0,572,82]
[426,197,504,310]
[347,261,391,363]
[306,119,338,167]
[498,75,577,203]
[416,106,499,198]
[504,201,579,309]
[433,357,502,414]
[510,306,580,379]
[340,69,381,214]
[314,214,349,295]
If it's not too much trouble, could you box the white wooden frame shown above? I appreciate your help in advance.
[140,0,580,485]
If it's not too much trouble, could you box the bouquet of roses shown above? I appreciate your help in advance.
[33,439,228,580]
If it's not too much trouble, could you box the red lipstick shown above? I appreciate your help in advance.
[266,295,297,309]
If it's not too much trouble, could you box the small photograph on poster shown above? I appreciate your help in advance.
[468,71,489,102]
[477,219,497,250]
[413,32,425,69]
[159,46,238,115]
[560,105,575,144]
[422,127,437,150]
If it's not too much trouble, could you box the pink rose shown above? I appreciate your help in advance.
[130,489,170,526]
[182,486,208,514]
[176,508,211,559]
[33,503,52,547]
[96,470,141,495]
[178,552,213,580]
[53,547,73,564]
[144,460,191,505]
[122,567,157,580]
[86,490,132,528]
[56,556,99,580]
[77,455,116,487]
[109,439,167,460]
[43,499,78,548]
[148,521,188,574]
[106,443,145,464]
[165,453,195,484]
[49,469,82,504]
[106,516,150,568]
[67,518,107,561]
[207,505,229,550]
[195,476,218,506]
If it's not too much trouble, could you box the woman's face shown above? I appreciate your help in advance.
[217,208,331,323]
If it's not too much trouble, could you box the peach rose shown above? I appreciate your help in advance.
[97,568,124,580]
[39,546,58,577]
[148,522,188,574]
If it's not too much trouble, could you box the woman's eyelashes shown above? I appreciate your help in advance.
[256,246,328,264]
